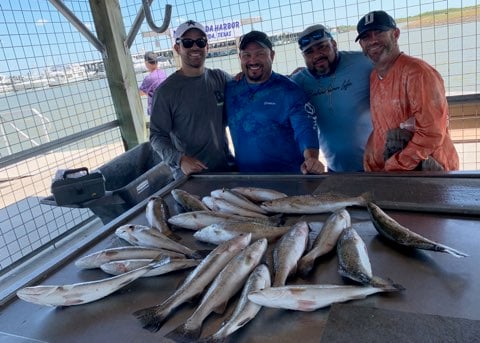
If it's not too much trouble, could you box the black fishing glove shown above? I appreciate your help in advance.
[383,128,414,160]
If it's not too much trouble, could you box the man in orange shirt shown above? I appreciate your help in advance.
[355,10,459,171]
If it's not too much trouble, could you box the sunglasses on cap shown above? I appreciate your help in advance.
[298,29,332,50]
[176,38,207,49]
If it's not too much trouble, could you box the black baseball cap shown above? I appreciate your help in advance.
[239,31,273,50]
[355,10,397,42]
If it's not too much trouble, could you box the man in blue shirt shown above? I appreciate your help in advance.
[291,24,373,172]
[225,30,324,174]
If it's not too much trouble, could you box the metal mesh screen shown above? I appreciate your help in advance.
[0,1,124,271]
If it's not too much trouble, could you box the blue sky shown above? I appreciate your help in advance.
[0,0,477,75]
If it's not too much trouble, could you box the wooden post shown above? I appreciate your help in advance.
[89,0,147,150]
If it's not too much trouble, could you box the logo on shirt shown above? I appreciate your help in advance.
[309,79,353,98]
[305,102,316,116]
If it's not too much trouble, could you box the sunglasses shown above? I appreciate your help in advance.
[298,29,332,50]
[176,38,207,49]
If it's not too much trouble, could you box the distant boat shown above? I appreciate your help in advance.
[11,74,50,92]
[87,62,107,81]
[46,66,68,86]
[0,75,14,93]
[64,63,88,82]
[46,64,88,86]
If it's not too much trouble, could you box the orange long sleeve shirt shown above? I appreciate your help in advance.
[364,53,459,171]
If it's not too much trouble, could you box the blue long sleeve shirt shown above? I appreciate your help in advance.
[226,72,318,173]
[291,51,373,172]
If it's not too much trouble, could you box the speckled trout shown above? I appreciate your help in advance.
[272,221,309,287]
[100,256,200,277]
[337,226,403,289]
[133,233,252,332]
[17,258,165,307]
[210,197,269,218]
[171,188,210,212]
[367,202,468,258]
[193,220,292,245]
[211,188,268,214]
[168,210,281,230]
[231,186,288,202]
[145,196,179,240]
[298,209,351,276]
[74,246,185,269]
[201,196,219,211]
[115,224,202,259]
[166,238,268,342]
[248,284,401,311]
[260,192,371,214]
[200,264,271,343]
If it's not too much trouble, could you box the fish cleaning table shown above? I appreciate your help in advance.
[1,173,479,343]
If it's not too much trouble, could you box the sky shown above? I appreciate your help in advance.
[0,0,477,75]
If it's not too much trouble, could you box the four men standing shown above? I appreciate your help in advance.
[149,13,459,176]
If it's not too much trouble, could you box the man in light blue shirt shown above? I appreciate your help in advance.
[225,31,324,174]
[291,24,373,172]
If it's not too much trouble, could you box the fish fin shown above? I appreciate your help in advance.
[360,192,374,205]
[166,324,202,343]
[297,257,314,278]
[272,279,284,287]
[290,264,298,278]
[267,213,284,226]
[435,244,469,258]
[132,306,170,332]
[192,249,212,259]
[212,301,229,315]
[189,292,204,304]
[370,276,405,291]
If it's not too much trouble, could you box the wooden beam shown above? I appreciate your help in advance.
[89,0,147,150]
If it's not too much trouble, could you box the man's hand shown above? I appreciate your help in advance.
[301,148,325,174]
[179,155,208,176]
[301,157,325,174]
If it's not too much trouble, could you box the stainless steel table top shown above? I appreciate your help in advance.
[1,173,479,343]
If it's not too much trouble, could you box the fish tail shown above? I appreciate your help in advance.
[297,257,314,277]
[370,276,405,291]
[435,244,469,258]
[359,192,374,205]
[191,249,211,259]
[132,306,170,332]
[166,324,202,343]
[272,274,286,287]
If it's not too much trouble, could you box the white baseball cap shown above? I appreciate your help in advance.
[174,20,207,39]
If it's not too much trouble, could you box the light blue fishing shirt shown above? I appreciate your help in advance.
[291,51,373,172]
[226,72,318,173]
